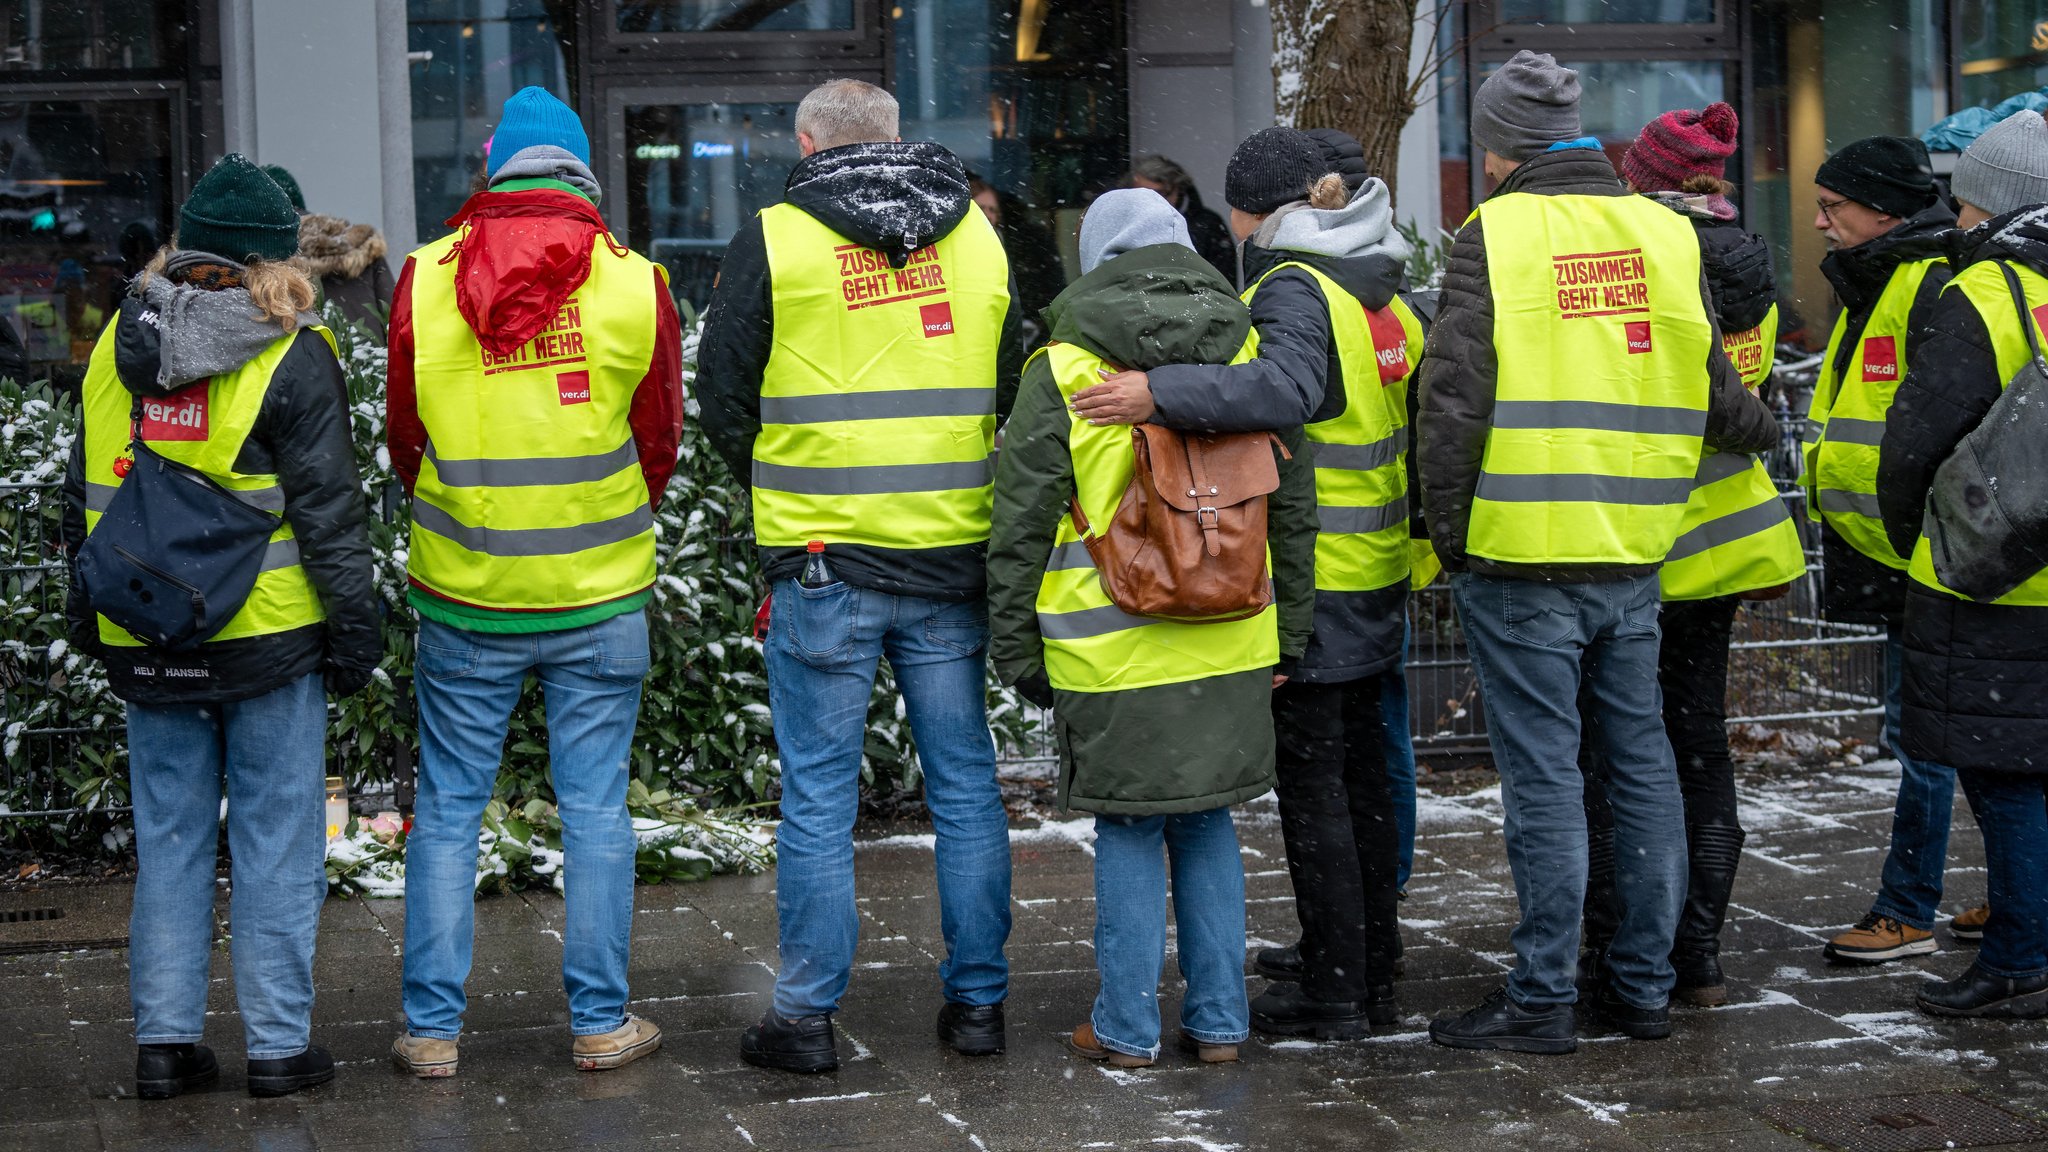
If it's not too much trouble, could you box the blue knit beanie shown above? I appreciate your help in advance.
[486,87,588,180]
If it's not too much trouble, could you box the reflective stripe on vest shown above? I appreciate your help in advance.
[751,203,1009,550]
[1469,193,1713,566]
[1804,257,1942,568]
[1908,260,2048,605]
[1721,302,1779,391]
[404,227,662,611]
[1033,342,1278,693]
[1246,262,1417,594]
[1658,450,1806,600]
[79,319,329,647]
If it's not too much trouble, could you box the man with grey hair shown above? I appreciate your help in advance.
[699,78,1025,1074]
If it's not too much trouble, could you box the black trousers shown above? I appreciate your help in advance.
[1273,675,1401,1001]
[1583,595,1746,959]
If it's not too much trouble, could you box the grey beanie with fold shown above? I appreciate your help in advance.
[1078,187,1194,274]
[1471,50,1584,161]
[1951,110,2048,218]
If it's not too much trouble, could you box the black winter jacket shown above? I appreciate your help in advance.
[1689,212,1777,335]
[1879,207,2048,772]
[1414,149,1780,583]
[61,300,378,706]
[696,141,1026,601]
[1815,202,1957,625]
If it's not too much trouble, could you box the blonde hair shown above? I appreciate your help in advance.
[141,247,317,332]
[1680,173,1735,198]
[1308,172,1349,210]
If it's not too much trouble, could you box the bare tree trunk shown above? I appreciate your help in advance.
[1271,0,1421,204]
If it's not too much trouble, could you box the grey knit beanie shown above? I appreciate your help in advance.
[1079,188,1194,275]
[1471,50,1583,162]
[1951,110,2048,218]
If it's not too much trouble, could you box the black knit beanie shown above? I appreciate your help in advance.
[1225,127,1328,215]
[178,153,302,263]
[262,164,308,215]
[1303,128,1370,195]
[1815,136,1938,219]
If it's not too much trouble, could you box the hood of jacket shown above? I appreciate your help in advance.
[1242,178,1411,310]
[1949,203,2048,283]
[444,187,611,357]
[116,252,314,396]
[298,214,389,281]
[1820,201,1958,317]
[1044,243,1249,372]
[783,141,972,269]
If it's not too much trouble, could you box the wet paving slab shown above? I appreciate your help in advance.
[2,756,2044,1150]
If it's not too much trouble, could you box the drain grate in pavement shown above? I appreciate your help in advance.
[0,888,131,955]
[0,907,64,924]
[1763,1091,2048,1152]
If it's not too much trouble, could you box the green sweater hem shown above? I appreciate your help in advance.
[409,588,651,634]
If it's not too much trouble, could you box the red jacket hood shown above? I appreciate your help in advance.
[443,188,615,356]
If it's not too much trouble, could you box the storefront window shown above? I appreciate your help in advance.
[1496,0,1714,24]
[615,0,854,32]
[408,0,573,244]
[1956,0,2048,112]
[624,100,802,304]
[0,0,188,72]
[1574,59,1725,142]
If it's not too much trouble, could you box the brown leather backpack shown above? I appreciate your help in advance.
[1071,422,1288,622]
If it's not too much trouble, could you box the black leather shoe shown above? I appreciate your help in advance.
[740,1011,839,1073]
[1251,982,1369,1040]
[247,1045,335,1098]
[1916,963,2048,1019]
[136,1043,218,1100]
[1673,952,1729,1008]
[1254,943,1303,983]
[1428,987,1576,1054]
[1593,983,1672,1040]
[936,1002,1005,1056]
[1362,983,1399,1028]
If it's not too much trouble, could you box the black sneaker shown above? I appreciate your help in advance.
[247,1045,335,1098]
[740,1011,839,1074]
[1428,988,1577,1055]
[1254,943,1303,983]
[136,1043,218,1100]
[936,1002,1005,1056]
[1251,982,1369,1041]
[1592,983,1672,1040]
[1915,963,2048,1019]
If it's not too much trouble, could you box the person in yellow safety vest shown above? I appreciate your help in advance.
[1414,51,1780,1054]
[59,154,377,1099]
[385,86,685,1078]
[1877,112,2048,1019]
[1801,136,1987,968]
[696,79,1024,1074]
[1068,128,1424,1042]
[987,187,1318,1067]
[1578,102,1808,1012]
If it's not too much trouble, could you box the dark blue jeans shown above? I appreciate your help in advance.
[1383,622,1418,891]
[1871,631,1962,931]
[1452,572,1687,1009]
[1955,769,2048,979]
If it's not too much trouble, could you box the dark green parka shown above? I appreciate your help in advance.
[987,244,1318,815]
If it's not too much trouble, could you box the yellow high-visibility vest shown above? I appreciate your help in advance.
[751,203,1010,550]
[1033,341,1278,692]
[1247,262,1419,596]
[1469,192,1714,565]
[1803,257,1944,566]
[404,227,664,611]
[1908,259,2048,606]
[79,321,328,645]
[1661,302,1806,600]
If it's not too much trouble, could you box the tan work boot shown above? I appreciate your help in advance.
[1823,913,1937,963]
[572,1015,663,1071]
[1176,1031,1240,1064]
[1950,904,1991,943]
[1065,1021,1153,1068]
[391,1033,459,1078]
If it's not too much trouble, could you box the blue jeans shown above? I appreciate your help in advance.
[1452,572,1686,1009]
[1871,630,1959,931]
[1091,808,1250,1059]
[403,611,648,1039]
[764,579,1011,1018]
[1956,769,2048,979]
[127,672,328,1059]
[1383,622,1418,891]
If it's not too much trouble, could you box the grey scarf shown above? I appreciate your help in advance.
[137,252,315,391]
[489,145,603,206]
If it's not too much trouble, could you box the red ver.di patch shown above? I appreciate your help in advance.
[557,369,591,405]
[1624,321,1653,355]
[1364,306,1410,383]
[139,385,210,441]
[1860,336,1898,382]
[920,301,955,338]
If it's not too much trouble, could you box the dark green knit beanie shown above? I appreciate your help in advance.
[262,163,308,214]
[178,153,301,262]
